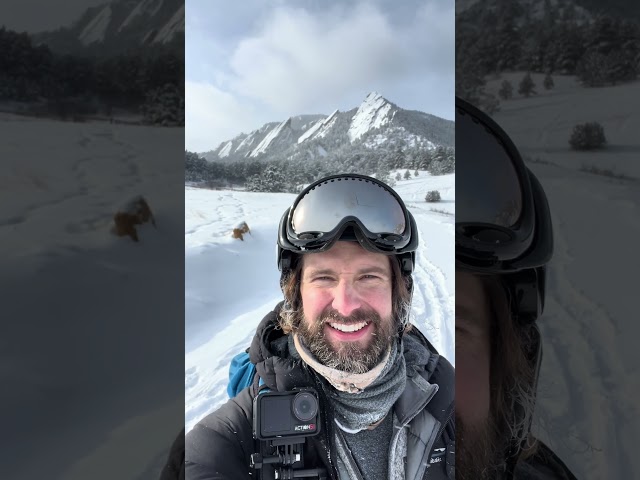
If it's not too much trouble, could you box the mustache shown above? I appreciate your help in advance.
[318,306,381,326]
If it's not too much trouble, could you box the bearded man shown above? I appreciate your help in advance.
[185,174,455,480]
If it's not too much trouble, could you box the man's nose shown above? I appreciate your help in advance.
[331,280,362,317]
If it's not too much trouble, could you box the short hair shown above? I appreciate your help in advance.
[279,251,412,334]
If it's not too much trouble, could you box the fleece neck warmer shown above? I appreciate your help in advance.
[292,333,406,433]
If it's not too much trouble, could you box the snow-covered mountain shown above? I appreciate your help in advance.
[201,92,454,164]
[34,0,184,56]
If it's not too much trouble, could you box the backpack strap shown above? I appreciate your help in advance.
[227,348,256,398]
[228,347,272,399]
[251,370,270,397]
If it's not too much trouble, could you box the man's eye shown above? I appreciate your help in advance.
[313,276,333,282]
[361,275,379,281]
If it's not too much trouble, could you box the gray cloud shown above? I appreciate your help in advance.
[186,0,454,151]
[228,2,453,115]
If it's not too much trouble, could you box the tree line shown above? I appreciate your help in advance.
[185,144,455,193]
[0,27,183,124]
[457,1,640,107]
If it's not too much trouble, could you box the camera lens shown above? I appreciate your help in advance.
[292,392,318,422]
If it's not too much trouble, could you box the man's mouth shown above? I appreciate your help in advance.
[327,321,371,333]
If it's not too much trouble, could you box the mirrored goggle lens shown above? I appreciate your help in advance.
[291,178,406,236]
[456,108,523,228]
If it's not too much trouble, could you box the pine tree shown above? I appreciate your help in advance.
[498,80,514,100]
[518,72,537,97]
[577,51,609,87]
[543,73,554,90]
[404,170,411,180]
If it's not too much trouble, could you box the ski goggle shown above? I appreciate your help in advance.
[455,97,551,272]
[278,174,418,260]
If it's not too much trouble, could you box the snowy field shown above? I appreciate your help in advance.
[1,113,184,480]
[490,74,640,479]
[185,172,455,433]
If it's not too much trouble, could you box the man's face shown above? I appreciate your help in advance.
[456,271,499,479]
[298,241,395,373]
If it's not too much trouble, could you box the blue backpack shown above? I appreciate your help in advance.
[227,349,265,398]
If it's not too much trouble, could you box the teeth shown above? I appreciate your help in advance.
[328,321,369,333]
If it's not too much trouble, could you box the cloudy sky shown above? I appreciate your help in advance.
[186,0,454,153]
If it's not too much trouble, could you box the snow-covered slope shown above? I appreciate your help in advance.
[119,0,165,32]
[489,73,640,479]
[154,4,185,44]
[348,92,396,142]
[217,141,233,158]
[79,5,112,46]
[35,0,183,55]
[298,110,340,144]
[1,113,184,479]
[249,118,294,157]
[185,172,455,433]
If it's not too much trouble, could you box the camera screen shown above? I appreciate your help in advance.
[261,395,294,436]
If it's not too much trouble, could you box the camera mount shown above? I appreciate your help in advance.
[251,388,327,479]
[250,437,328,480]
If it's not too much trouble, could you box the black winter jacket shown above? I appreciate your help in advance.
[184,303,455,480]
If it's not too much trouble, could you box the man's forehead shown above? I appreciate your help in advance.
[301,241,391,271]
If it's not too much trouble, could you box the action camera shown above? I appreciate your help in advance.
[253,388,321,440]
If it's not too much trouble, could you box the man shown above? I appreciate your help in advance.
[185,174,455,479]
[455,97,578,479]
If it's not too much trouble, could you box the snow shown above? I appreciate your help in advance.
[250,118,290,157]
[298,109,340,144]
[364,128,436,150]
[348,92,394,142]
[0,113,184,479]
[218,140,232,158]
[314,113,339,139]
[298,118,324,143]
[119,0,164,32]
[185,172,455,433]
[235,133,255,152]
[153,4,185,44]
[79,5,112,46]
[486,73,640,180]
[489,73,640,479]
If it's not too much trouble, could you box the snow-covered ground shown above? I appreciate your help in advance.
[490,74,640,479]
[0,113,184,480]
[185,171,455,433]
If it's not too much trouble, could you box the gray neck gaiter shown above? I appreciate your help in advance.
[290,334,406,433]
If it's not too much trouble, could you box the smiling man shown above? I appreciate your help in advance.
[184,174,455,480]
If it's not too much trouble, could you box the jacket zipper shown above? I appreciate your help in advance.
[311,372,340,480]
[421,403,454,480]
[390,383,438,480]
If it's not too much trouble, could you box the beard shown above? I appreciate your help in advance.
[294,305,396,374]
[456,411,505,480]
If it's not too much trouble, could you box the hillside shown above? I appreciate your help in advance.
[200,92,454,165]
